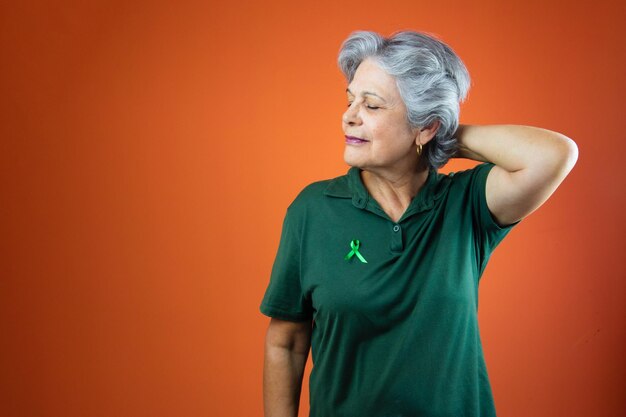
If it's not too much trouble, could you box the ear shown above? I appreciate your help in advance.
[415,120,441,146]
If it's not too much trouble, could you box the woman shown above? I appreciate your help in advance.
[260,30,578,417]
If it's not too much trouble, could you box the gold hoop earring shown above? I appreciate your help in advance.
[417,143,423,156]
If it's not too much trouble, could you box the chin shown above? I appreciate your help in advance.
[343,146,366,168]
[343,152,363,168]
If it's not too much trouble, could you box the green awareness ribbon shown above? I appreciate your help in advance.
[344,239,368,263]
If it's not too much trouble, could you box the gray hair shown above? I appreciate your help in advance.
[337,30,471,169]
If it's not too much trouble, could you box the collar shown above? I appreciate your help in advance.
[323,166,447,218]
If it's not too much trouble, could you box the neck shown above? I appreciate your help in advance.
[360,162,430,221]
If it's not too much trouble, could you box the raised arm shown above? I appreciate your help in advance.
[264,317,312,417]
[453,124,579,226]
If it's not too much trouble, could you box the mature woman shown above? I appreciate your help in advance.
[260,30,578,417]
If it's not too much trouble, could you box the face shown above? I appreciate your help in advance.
[342,57,422,173]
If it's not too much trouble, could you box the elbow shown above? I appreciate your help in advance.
[556,135,579,174]
[539,132,578,176]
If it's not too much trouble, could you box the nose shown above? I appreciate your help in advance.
[342,102,362,126]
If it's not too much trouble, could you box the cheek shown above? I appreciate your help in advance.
[373,121,409,145]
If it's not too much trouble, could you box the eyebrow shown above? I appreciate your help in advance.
[346,88,387,102]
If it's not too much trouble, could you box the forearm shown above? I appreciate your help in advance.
[452,124,577,172]
[263,345,309,417]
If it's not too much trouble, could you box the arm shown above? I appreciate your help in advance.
[264,317,312,417]
[453,124,579,226]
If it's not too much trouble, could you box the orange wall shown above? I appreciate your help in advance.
[1,1,624,416]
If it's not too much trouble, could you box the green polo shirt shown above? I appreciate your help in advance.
[260,162,520,417]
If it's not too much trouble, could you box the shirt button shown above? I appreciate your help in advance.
[393,225,400,232]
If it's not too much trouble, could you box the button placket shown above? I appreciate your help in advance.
[390,223,403,252]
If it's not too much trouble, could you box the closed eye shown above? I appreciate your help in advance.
[347,102,380,110]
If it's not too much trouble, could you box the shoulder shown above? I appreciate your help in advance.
[286,171,348,213]
[447,162,494,179]
[442,162,496,191]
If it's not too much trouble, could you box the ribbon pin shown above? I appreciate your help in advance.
[344,239,368,263]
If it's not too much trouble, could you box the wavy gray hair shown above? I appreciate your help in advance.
[338,30,471,169]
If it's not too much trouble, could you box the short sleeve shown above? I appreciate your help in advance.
[468,162,521,275]
[259,206,313,322]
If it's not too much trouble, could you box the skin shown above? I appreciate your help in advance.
[343,57,579,225]
[263,56,579,416]
[343,57,441,223]
[263,318,311,417]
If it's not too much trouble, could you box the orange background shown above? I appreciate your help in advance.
[1,1,624,416]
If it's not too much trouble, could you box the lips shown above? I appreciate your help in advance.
[345,135,368,143]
